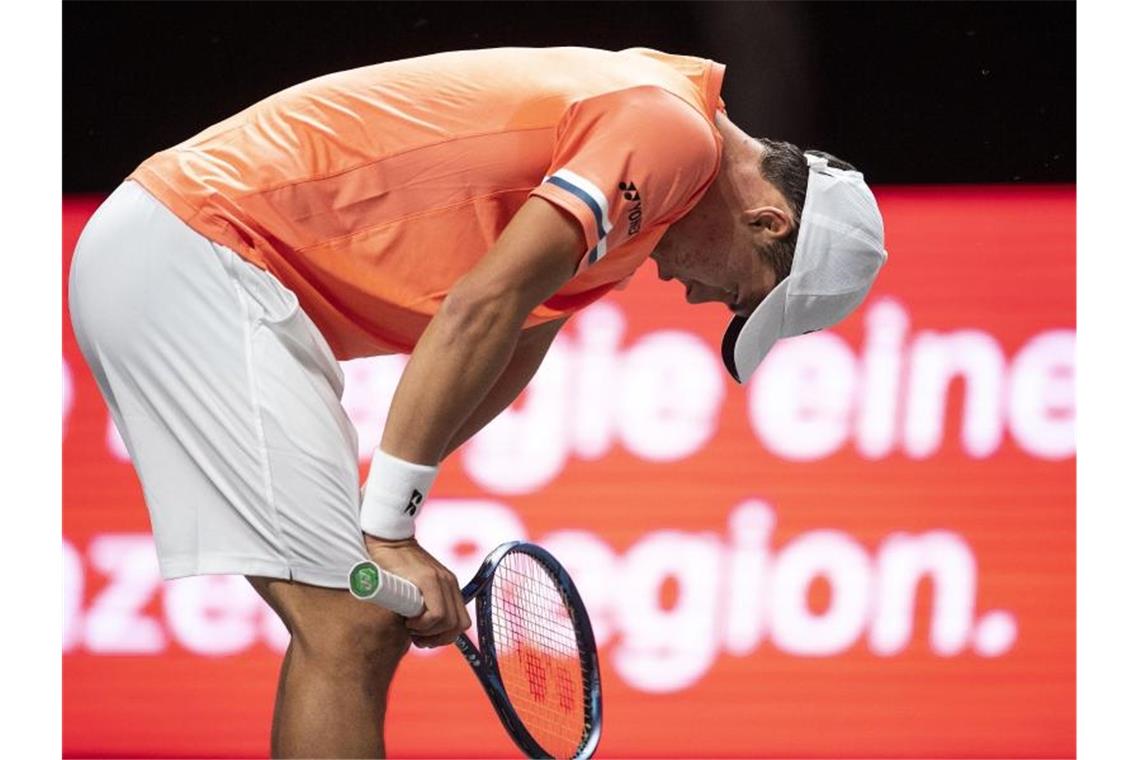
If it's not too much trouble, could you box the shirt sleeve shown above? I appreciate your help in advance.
[529,85,721,273]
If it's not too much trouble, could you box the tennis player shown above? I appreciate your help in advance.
[69,47,885,757]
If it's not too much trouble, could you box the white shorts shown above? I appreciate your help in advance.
[69,181,367,588]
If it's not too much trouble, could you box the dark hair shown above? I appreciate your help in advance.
[756,138,858,283]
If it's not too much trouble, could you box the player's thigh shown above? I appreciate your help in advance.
[243,267,370,588]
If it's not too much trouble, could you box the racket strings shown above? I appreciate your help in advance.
[490,552,590,758]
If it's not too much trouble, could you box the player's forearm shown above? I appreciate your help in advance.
[439,318,565,460]
[380,290,527,466]
[378,197,583,468]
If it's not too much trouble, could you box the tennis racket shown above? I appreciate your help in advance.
[348,541,602,759]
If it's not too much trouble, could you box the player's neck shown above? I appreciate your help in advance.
[714,112,763,171]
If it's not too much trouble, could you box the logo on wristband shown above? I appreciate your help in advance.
[404,489,424,516]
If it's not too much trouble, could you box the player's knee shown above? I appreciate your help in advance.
[247,576,410,676]
[293,603,410,676]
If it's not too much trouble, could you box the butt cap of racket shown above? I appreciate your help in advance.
[348,560,425,618]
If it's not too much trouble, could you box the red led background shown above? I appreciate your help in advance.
[63,186,1074,758]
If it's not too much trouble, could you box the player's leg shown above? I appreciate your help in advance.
[221,234,417,756]
[69,180,399,757]
[247,576,410,758]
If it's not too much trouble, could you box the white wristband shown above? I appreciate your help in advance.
[359,449,439,540]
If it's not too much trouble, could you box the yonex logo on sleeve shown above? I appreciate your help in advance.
[620,180,643,236]
[544,169,613,265]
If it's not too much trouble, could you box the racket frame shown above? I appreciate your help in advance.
[350,540,603,758]
[458,541,603,760]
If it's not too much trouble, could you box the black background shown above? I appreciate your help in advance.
[63,1,1074,192]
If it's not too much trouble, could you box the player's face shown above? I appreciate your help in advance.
[650,251,776,318]
[650,209,780,317]
[650,147,790,317]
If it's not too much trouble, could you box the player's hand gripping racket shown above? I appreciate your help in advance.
[348,541,602,759]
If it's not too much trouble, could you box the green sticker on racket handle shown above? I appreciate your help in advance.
[348,560,425,618]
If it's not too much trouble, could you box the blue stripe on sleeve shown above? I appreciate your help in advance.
[546,175,607,243]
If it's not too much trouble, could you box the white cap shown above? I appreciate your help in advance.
[722,153,888,383]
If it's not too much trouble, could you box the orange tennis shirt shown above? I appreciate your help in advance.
[130,47,726,359]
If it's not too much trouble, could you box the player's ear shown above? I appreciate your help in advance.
[747,206,793,240]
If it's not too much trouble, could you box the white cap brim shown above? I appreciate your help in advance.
[721,277,790,383]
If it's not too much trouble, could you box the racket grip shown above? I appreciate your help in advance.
[347,560,426,618]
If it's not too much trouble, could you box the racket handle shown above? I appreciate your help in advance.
[347,560,426,618]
